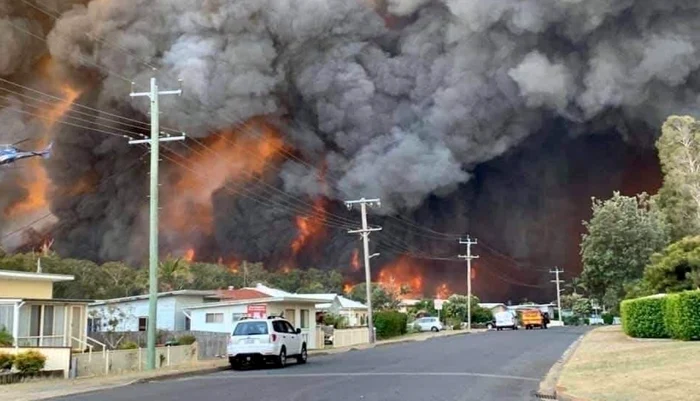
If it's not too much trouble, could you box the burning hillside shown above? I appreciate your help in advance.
[0,0,688,301]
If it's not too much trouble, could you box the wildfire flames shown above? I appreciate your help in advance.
[377,255,424,298]
[4,85,80,218]
[162,118,284,236]
[183,248,195,262]
[435,283,450,299]
[351,249,360,271]
[343,283,353,295]
[290,198,327,255]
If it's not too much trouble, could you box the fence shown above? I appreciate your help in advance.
[332,328,370,348]
[88,331,229,360]
[72,344,197,378]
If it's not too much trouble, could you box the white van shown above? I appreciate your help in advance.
[492,311,518,331]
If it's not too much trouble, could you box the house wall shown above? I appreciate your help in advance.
[89,297,176,332]
[189,302,319,349]
[0,279,53,299]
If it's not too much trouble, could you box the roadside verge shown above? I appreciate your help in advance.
[553,326,700,401]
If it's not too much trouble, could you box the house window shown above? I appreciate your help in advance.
[185,316,191,331]
[138,317,148,331]
[88,318,102,333]
[300,310,309,329]
[42,305,54,336]
[205,313,224,323]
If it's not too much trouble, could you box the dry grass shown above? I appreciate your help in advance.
[558,326,700,401]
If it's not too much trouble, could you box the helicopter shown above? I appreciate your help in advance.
[0,139,52,166]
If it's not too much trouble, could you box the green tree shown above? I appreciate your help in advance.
[656,116,700,238]
[158,258,192,291]
[189,262,240,290]
[348,283,399,310]
[642,236,700,294]
[572,297,592,318]
[580,192,669,309]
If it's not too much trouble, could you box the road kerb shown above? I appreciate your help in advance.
[535,330,588,400]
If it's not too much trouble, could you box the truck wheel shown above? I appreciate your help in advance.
[486,323,493,330]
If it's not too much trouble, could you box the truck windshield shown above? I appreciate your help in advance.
[233,322,268,336]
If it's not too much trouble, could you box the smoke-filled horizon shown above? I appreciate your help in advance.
[0,0,689,299]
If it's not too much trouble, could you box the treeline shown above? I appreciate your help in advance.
[0,250,343,300]
[574,116,700,313]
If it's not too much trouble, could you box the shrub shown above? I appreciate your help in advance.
[621,296,668,338]
[665,290,700,340]
[0,327,13,346]
[602,313,614,325]
[563,315,581,326]
[471,306,494,324]
[177,335,197,345]
[0,352,14,370]
[373,311,408,339]
[118,341,139,350]
[323,313,348,329]
[13,350,46,374]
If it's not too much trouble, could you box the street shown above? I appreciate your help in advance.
[51,327,588,401]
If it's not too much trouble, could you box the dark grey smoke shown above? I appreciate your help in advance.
[0,0,693,298]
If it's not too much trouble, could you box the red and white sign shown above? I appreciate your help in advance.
[247,304,267,319]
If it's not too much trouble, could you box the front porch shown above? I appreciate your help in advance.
[0,298,90,350]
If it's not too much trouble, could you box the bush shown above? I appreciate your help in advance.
[177,335,197,345]
[563,315,581,326]
[373,311,408,339]
[0,327,13,346]
[0,352,14,370]
[13,350,46,374]
[118,341,139,350]
[602,313,614,325]
[471,306,493,324]
[665,290,700,340]
[323,313,348,329]
[621,296,668,338]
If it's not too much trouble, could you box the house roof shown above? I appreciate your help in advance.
[0,297,92,304]
[90,290,216,306]
[0,269,74,283]
[184,295,323,310]
[337,296,367,309]
[479,303,508,309]
[214,288,270,300]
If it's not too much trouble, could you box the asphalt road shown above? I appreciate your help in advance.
[52,326,588,401]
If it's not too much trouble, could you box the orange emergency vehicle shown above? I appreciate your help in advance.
[520,309,548,330]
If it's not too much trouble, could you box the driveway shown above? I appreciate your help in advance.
[51,326,588,401]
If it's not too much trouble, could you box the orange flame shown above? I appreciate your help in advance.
[377,256,424,298]
[435,283,450,299]
[471,266,477,280]
[4,85,80,218]
[162,118,284,235]
[183,248,195,262]
[343,283,353,295]
[290,197,327,254]
[351,249,360,271]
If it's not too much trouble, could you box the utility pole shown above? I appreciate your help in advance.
[550,267,564,322]
[345,198,382,344]
[129,76,185,370]
[458,236,479,331]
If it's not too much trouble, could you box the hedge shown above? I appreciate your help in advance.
[665,291,700,340]
[373,311,408,339]
[13,350,46,374]
[621,296,668,338]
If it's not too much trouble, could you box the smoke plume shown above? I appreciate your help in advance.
[0,0,694,299]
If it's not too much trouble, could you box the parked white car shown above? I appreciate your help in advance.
[227,317,307,369]
[413,317,443,332]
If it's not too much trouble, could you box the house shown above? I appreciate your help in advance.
[248,284,368,327]
[0,269,91,349]
[397,299,421,313]
[315,296,368,327]
[185,285,322,349]
[87,290,216,333]
[479,303,509,314]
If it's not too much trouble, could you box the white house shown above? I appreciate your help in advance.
[250,284,368,327]
[185,286,322,349]
[87,290,215,333]
[479,303,509,314]
[315,296,368,327]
